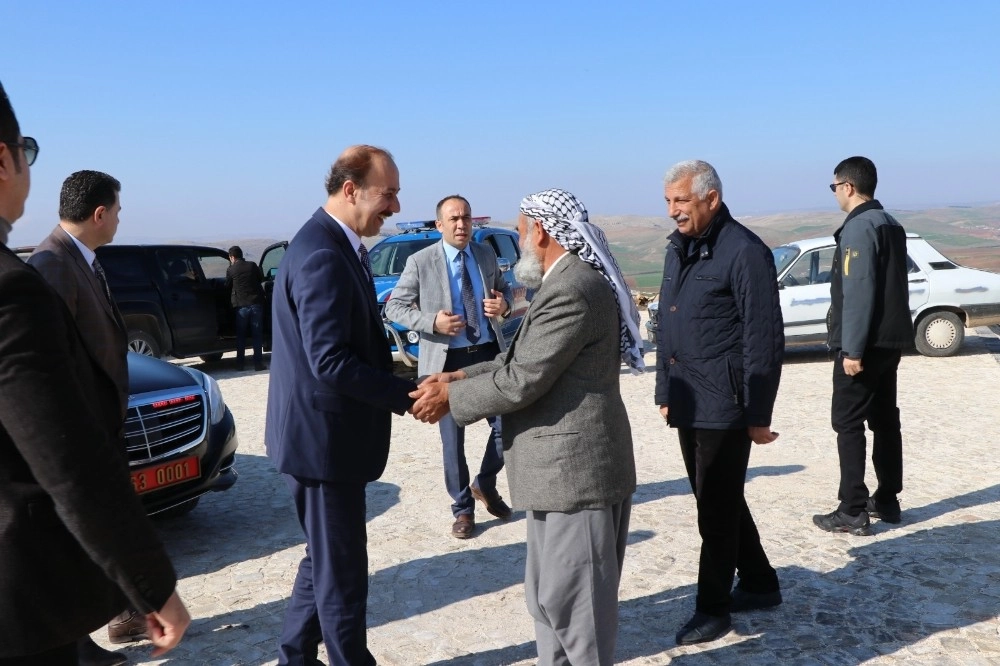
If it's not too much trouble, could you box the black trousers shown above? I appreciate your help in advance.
[831,348,903,515]
[0,642,77,665]
[678,427,778,616]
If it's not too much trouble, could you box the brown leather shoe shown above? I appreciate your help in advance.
[451,513,475,538]
[77,636,127,666]
[470,483,513,521]
[107,608,149,644]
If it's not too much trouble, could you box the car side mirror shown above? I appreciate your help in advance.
[497,258,511,273]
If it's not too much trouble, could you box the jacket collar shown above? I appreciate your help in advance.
[666,202,735,261]
[835,199,884,239]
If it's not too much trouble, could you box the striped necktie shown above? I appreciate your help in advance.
[457,250,480,343]
[92,258,114,307]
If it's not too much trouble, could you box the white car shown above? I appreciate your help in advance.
[773,234,1000,356]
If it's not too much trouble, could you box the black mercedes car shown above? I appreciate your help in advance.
[126,352,239,517]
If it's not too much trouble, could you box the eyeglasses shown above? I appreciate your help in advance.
[829,181,848,192]
[4,136,38,166]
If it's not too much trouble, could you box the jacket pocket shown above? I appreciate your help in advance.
[725,356,743,405]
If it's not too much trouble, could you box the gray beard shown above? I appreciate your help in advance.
[0,216,10,246]
[514,246,544,290]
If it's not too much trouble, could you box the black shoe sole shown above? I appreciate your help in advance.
[812,514,873,536]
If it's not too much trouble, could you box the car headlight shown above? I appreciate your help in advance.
[406,330,420,344]
[183,367,227,424]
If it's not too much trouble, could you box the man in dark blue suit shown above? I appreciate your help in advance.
[265,145,416,666]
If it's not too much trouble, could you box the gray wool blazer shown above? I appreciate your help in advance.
[384,240,511,377]
[448,253,636,512]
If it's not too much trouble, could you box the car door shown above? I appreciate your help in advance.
[778,245,835,341]
[259,241,287,347]
[483,231,532,342]
[905,255,931,314]
[155,248,225,355]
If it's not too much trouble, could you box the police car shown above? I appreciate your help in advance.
[368,217,530,368]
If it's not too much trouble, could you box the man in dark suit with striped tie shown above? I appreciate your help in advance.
[29,170,144,666]
[266,145,416,665]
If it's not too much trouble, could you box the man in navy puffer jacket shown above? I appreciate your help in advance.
[654,160,784,645]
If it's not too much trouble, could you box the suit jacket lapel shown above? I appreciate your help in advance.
[316,211,381,323]
[56,230,125,331]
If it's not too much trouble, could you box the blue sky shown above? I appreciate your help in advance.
[5,1,998,245]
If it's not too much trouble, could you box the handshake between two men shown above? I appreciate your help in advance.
[408,371,466,424]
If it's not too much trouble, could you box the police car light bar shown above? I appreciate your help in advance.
[396,220,436,231]
[471,216,491,227]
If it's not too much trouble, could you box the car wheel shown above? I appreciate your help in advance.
[127,330,161,358]
[914,311,964,357]
[153,497,200,520]
[199,353,224,363]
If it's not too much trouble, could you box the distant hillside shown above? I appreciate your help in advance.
[162,204,1000,293]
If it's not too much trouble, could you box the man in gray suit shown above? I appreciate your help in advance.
[411,188,644,665]
[385,195,513,538]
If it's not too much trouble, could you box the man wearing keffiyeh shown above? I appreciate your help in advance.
[411,188,637,665]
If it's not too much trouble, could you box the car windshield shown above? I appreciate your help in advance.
[369,238,438,276]
[771,245,800,276]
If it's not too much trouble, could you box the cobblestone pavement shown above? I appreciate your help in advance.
[92,326,1000,665]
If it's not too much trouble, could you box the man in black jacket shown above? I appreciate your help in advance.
[0,82,189,665]
[226,245,266,371]
[813,156,913,536]
[655,160,784,645]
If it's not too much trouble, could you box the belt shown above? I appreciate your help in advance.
[447,341,499,355]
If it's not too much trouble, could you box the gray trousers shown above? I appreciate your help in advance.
[524,496,632,666]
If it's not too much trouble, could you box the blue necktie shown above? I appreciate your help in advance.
[457,250,480,343]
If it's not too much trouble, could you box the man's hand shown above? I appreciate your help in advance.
[748,426,779,444]
[433,310,466,336]
[658,405,669,423]
[419,371,467,385]
[483,289,506,318]
[409,381,451,423]
[146,590,191,656]
[842,356,863,376]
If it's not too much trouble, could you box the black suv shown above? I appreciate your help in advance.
[96,244,269,361]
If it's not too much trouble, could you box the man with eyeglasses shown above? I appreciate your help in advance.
[813,156,912,537]
[0,82,189,666]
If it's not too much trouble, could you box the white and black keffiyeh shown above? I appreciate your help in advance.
[519,188,645,374]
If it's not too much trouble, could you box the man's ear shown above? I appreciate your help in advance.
[93,205,107,226]
[706,189,721,212]
[343,179,358,203]
[0,144,11,182]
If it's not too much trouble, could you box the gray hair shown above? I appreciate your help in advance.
[664,160,723,200]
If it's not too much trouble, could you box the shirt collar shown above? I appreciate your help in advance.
[441,240,471,264]
[542,250,570,281]
[322,209,364,257]
[61,226,97,270]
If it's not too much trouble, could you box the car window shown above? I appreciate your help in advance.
[771,246,800,275]
[195,251,230,280]
[261,245,285,279]
[157,250,200,284]
[488,233,520,265]
[781,247,834,287]
[98,250,147,286]
[906,255,920,274]
[370,238,437,276]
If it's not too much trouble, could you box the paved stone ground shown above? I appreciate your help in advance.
[92,324,1000,665]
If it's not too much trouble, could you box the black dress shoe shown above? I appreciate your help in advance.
[675,611,731,645]
[812,509,872,536]
[731,586,783,612]
[77,636,127,666]
[866,497,901,523]
[470,483,513,521]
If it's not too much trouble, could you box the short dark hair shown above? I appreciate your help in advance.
[59,170,121,222]
[834,156,877,198]
[228,245,244,260]
[435,194,471,220]
[324,145,394,196]
[0,81,23,171]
